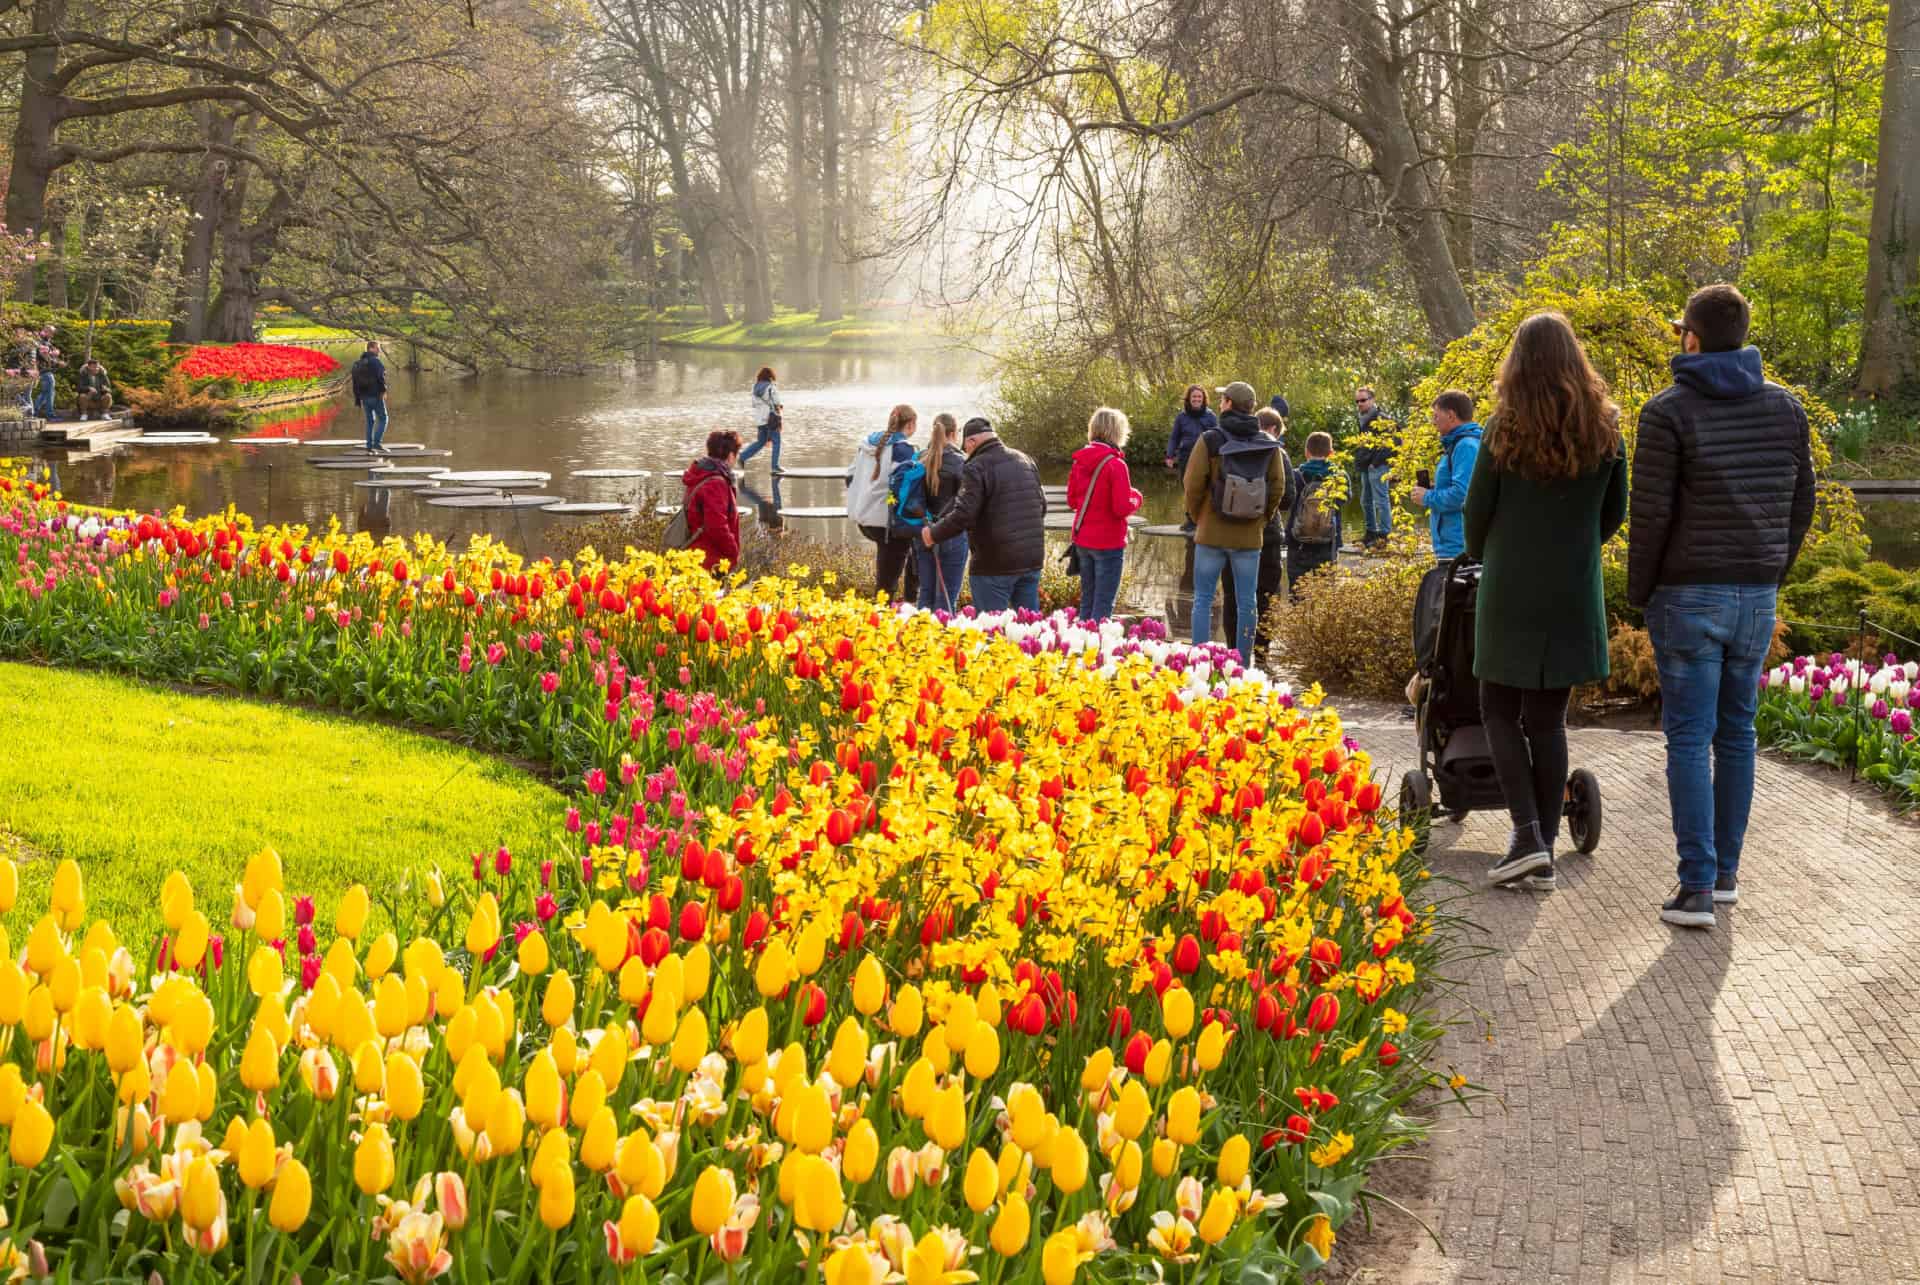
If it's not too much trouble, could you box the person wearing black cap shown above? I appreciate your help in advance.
[921,417,1048,613]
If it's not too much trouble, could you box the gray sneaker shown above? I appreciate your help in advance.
[1713,874,1738,904]
[1660,887,1715,929]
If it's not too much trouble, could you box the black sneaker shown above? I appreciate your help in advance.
[1488,826,1551,886]
[1713,874,1738,905]
[1521,856,1557,891]
[1660,888,1715,929]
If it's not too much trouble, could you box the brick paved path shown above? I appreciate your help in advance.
[1332,701,1920,1284]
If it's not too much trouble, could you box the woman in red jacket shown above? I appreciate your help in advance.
[1065,407,1144,622]
[682,430,742,574]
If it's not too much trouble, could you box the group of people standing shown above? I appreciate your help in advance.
[1457,285,1813,931]
[9,327,114,420]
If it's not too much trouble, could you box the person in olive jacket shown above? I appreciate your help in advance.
[1183,380,1291,666]
[1464,312,1627,891]
[1629,283,1814,931]
[921,417,1048,613]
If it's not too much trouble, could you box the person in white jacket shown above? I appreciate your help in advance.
[739,366,784,471]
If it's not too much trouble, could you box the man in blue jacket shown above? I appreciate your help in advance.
[1410,390,1481,560]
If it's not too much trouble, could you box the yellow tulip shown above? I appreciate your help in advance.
[581,1105,618,1172]
[0,1064,23,1125]
[1113,1079,1150,1140]
[239,1117,277,1190]
[181,1154,220,1230]
[794,918,827,976]
[247,946,283,1000]
[753,938,791,997]
[824,1245,875,1285]
[569,1067,607,1130]
[525,1050,566,1129]
[115,1102,153,1158]
[925,1082,966,1151]
[615,1131,665,1200]
[241,848,283,908]
[336,884,370,940]
[465,893,500,957]
[670,1008,708,1073]
[682,942,711,1002]
[989,1190,1031,1256]
[70,984,108,1050]
[173,911,210,971]
[943,992,976,1053]
[1079,1046,1113,1094]
[616,1195,658,1255]
[1197,1187,1237,1244]
[355,1122,395,1194]
[852,955,886,1016]
[269,1157,311,1232]
[516,930,549,976]
[48,956,80,1013]
[353,1040,385,1095]
[731,1005,768,1064]
[843,1117,879,1183]
[791,1153,845,1232]
[1218,1133,1250,1187]
[365,931,398,981]
[23,985,54,1042]
[161,872,193,932]
[900,1056,934,1119]
[1143,1038,1172,1087]
[0,960,26,1024]
[0,857,16,913]
[1196,1020,1228,1071]
[639,983,676,1047]
[105,1003,144,1074]
[964,1023,1001,1079]
[924,1026,951,1075]
[9,1097,53,1166]
[791,1080,833,1155]
[1152,1136,1179,1178]
[24,917,62,977]
[689,1165,735,1235]
[538,1164,576,1229]
[827,1016,867,1090]
[50,859,84,930]
[1167,1085,1202,1145]
[976,981,1002,1029]
[387,1051,425,1121]
[1007,1084,1047,1152]
[424,868,446,909]
[889,984,923,1038]
[589,1024,628,1092]
[963,1146,997,1213]
[542,970,574,1029]
[159,1062,200,1122]
[1041,1228,1083,1285]
[1050,1129,1089,1193]
[1161,985,1194,1040]
[483,1086,525,1156]
[254,888,286,944]
[374,974,409,1039]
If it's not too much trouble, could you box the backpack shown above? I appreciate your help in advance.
[886,457,930,538]
[350,357,382,398]
[663,474,726,550]
[1206,429,1282,522]
[1290,470,1338,545]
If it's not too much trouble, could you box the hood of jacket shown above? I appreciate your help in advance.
[683,456,732,488]
[1440,421,1484,452]
[1216,409,1263,440]
[1671,347,1766,400]
[1299,457,1334,480]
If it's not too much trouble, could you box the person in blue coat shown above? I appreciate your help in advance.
[1411,390,1482,560]
[1166,385,1216,474]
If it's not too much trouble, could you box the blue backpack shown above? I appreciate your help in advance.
[887,457,930,537]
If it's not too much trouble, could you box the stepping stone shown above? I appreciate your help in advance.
[432,470,552,485]
[1044,512,1152,531]
[136,432,217,444]
[415,486,499,498]
[780,506,849,519]
[543,501,631,515]
[230,436,303,445]
[300,438,374,448]
[367,465,450,476]
[426,493,566,509]
[770,466,847,479]
[310,459,392,471]
[1041,485,1069,497]
[355,477,439,489]
[571,468,651,479]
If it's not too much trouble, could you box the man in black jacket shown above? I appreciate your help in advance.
[921,417,1047,613]
[1629,284,1814,930]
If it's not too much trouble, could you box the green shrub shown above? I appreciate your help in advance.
[1864,575,1920,648]
[1786,533,1868,584]
[1271,557,1426,700]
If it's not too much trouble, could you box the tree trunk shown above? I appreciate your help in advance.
[173,108,235,342]
[1859,0,1920,395]
[687,214,731,326]
[783,0,813,311]
[44,213,66,310]
[4,0,67,300]
[1447,1,1492,279]
[816,0,844,321]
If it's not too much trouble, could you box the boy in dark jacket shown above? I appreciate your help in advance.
[1287,431,1341,598]
[1629,283,1815,930]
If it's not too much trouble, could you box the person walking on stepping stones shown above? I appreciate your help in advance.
[352,341,390,454]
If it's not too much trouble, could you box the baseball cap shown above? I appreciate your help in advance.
[1218,381,1255,406]
[961,417,994,439]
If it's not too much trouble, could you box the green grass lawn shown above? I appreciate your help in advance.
[0,663,565,943]
[661,307,956,351]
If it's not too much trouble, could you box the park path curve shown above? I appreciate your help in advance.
[1329,699,1920,1284]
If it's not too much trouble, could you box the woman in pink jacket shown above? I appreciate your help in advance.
[1065,407,1145,622]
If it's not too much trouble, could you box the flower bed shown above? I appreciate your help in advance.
[0,476,1450,1282]
[1760,652,1920,804]
[174,342,341,401]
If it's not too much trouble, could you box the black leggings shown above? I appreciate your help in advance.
[859,524,917,602]
[1478,681,1570,841]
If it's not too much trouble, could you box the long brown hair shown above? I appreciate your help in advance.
[922,413,957,495]
[873,404,916,479]
[1485,312,1620,483]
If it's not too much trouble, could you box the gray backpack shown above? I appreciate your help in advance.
[1207,430,1282,521]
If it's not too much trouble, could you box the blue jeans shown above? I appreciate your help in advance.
[916,534,968,612]
[1075,545,1125,622]
[738,422,780,470]
[970,569,1040,614]
[1192,543,1260,664]
[1646,584,1776,892]
[1361,465,1393,538]
[362,398,389,449]
[33,371,55,419]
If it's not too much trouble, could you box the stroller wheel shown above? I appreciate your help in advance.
[1399,770,1433,853]
[1565,768,1602,854]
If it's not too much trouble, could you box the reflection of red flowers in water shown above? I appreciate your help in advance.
[178,342,340,383]
[243,403,343,441]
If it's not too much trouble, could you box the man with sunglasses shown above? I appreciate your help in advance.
[1352,386,1393,549]
[1629,284,1814,931]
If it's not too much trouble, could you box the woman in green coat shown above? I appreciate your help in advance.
[1464,312,1628,890]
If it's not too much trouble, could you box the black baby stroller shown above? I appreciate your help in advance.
[1399,558,1603,854]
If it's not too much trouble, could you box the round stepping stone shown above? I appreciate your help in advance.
[355,477,438,489]
[571,468,651,479]
[300,438,373,448]
[230,436,303,445]
[414,486,499,498]
[779,506,849,519]
[770,466,847,479]
[138,431,217,442]
[1042,511,1157,531]
[310,459,391,471]
[367,465,449,476]
[135,435,217,446]
[1137,523,1191,538]
[432,470,552,485]
[426,493,565,509]
[542,501,631,515]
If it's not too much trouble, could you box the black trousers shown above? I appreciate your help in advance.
[1221,537,1286,650]
[1478,681,1570,841]
[859,524,918,602]
[1286,541,1336,601]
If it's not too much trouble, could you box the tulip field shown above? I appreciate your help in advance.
[174,342,342,399]
[1759,652,1920,805]
[0,471,1455,1283]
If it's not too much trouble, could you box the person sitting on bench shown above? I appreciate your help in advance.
[75,358,113,419]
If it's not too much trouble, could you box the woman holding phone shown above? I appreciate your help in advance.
[1465,312,1627,891]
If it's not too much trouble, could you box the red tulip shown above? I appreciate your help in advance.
[1378,1041,1400,1067]
[1282,1113,1312,1144]
[1171,934,1201,975]
[638,927,671,966]
[1307,940,1342,985]
[1122,1031,1151,1075]
[677,902,705,942]
[799,982,827,1026]
[1108,1004,1133,1040]
[1307,993,1339,1033]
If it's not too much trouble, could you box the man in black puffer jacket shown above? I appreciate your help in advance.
[1629,283,1814,932]
[922,417,1048,613]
